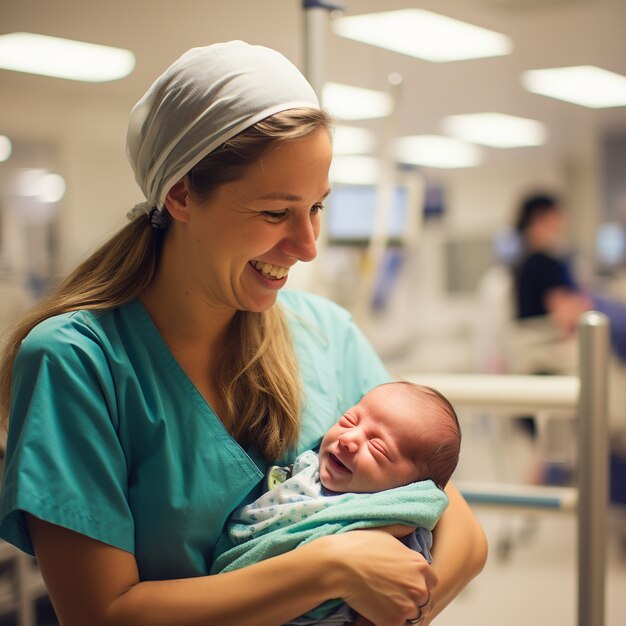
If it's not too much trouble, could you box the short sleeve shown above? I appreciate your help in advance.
[0,316,134,555]
[516,253,574,318]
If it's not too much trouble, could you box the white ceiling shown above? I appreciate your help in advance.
[1,0,626,170]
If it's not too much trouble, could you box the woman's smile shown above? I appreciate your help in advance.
[249,260,290,280]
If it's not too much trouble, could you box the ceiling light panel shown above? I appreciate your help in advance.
[330,155,381,184]
[333,9,513,62]
[395,135,483,168]
[333,125,377,154]
[322,82,393,120]
[0,32,135,82]
[443,113,547,148]
[522,66,626,108]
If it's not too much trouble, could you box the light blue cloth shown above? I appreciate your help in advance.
[212,453,447,575]
[218,450,447,556]
[0,290,390,582]
[212,450,448,624]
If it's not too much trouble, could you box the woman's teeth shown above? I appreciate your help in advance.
[251,261,289,280]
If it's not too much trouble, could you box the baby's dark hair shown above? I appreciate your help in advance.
[385,381,461,489]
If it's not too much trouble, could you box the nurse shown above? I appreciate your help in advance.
[0,41,486,626]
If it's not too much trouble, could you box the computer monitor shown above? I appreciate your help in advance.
[326,184,415,245]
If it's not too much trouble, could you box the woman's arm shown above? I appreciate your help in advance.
[27,514,433,626]
[545,288,593,336]
[425,482,488,623]
[28,514,338,626]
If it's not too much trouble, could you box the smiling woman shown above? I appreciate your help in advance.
[0,40,486,626]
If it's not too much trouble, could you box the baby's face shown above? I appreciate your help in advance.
[318,386,420,493]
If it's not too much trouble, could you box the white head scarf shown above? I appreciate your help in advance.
[125,40,320,216]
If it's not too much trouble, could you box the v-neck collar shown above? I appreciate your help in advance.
[122,299,265,474]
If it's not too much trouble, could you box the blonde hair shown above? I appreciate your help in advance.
[0,107,333,462]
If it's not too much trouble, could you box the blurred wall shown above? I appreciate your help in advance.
[1,84,141,273]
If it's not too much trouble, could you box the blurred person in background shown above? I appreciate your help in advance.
[513,192,592,337]
[513,191,626,362]
[511,192,626,482]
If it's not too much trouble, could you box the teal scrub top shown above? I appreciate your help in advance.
[0,290,389,580]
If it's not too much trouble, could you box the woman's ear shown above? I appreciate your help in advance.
[164,177,191,222]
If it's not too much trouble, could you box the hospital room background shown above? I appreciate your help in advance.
[0,0,625,624]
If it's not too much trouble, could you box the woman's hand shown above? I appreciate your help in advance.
[319,529,436,626]
[546,288,593,336]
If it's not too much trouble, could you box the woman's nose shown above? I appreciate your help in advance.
[280,214,319,262]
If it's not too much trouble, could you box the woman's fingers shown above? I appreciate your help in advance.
[325,530,437,626]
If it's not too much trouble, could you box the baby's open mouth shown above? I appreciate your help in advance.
[328,453,351,474]
[250,260,289,280]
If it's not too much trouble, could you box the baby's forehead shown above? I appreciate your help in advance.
[364,395,424,436]
[368,385,447,439]
[364,382,421,404]
[363,383,432,416]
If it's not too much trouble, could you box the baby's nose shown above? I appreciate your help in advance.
[338,434,359,454]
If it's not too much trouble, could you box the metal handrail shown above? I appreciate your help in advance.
[405,311,609,626]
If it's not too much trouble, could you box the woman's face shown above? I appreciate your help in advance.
[174,128,332,314]
[529,207,567,249]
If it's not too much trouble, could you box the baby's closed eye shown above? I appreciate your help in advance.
[368,439,389,459]
[339,414,357,427]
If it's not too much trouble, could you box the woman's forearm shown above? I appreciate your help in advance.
[28,514,339,626]
[427,482,488,619]
[111,539,340,626]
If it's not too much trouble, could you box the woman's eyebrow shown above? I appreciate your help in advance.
[255,189,331,202]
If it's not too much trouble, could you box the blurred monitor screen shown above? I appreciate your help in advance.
[327,185,409,244]
[596,222,626,266]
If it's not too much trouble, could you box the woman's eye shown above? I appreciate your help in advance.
[262,211,287,222]
[310,203,324,215]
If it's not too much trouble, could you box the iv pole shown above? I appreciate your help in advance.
[301,1,344,297]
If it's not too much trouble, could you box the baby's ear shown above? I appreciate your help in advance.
[164,177,191,222]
